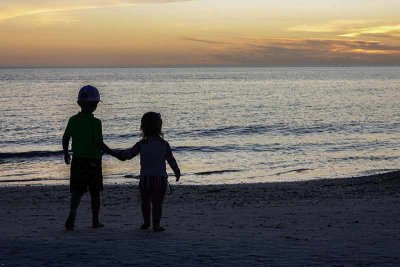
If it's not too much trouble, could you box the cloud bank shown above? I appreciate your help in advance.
[185,37,400,66]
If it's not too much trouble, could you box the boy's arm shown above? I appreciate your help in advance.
[62,135,71,165]
[62,119,71,165]
[99,142,131,161]
[99,141,128,161]
[96,121,119,158]
[99,141,113,155]
[166,144,181,182]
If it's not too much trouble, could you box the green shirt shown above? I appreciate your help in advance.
[63,112,103,159]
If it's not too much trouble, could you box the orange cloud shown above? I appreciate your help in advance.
[185,37,400,65]
[0,0,192,23]
[2,37,399,67]
[1,36,399,67]
[339,24,400,37]
[288,20,400,39]
[288,20,368,33]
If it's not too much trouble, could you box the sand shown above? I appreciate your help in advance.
[1,171,400,266]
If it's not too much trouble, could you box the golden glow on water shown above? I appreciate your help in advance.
[0,1,399,66]
[0,67,399,186]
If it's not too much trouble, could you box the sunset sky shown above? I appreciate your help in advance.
[1,0,400,67]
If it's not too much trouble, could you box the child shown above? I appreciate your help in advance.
[63,85,114,231]
[115,112,181,232]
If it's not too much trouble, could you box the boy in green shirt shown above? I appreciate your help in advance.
[63,85,114,231]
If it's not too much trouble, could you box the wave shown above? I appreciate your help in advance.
[274,168,311,176]
[0,169,244,184]
[173,122,388,138]
[329,155,399,161]
[0,150,64,160]
[0,177,67,183]
[120,170,243,178]
[0,145,276,161]
[123,174,140,179]
[2,144,398,162]
[174,145,289,153]
[176,125,274,137]
[112,169,244,179]
[194,169,242,176]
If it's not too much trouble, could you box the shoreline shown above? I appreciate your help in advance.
[1,171,400,266]
[1,168,399,188]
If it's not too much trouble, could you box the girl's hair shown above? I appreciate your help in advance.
[141,112,164,139]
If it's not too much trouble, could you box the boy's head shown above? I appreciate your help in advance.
[141,112,163,139]
[77,85,101,113]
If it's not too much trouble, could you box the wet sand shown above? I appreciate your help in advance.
[1,171,400,266]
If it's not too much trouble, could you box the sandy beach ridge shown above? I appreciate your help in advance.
[1,171,400,266]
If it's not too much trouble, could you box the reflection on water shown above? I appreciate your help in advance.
[0,67,399,186]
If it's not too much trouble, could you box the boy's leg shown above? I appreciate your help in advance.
[89,189,104,228]
[140,188,151,228]
[65,191,83,230]
[152,180,167,231]
[86,158,104,228]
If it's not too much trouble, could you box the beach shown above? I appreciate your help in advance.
[1,171,400,266]
[1,0,400,265]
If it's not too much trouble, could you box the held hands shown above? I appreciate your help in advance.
[101,143,126,161]
[110,149,126,161]
[64,152,71,165]
[116,154,126,161]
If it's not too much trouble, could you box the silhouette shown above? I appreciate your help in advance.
[63,85,114,231]
[115,112,181,232]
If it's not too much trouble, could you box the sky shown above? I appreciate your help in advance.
[1,0,399,67]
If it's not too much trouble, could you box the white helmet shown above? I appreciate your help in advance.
[78,85,101,102]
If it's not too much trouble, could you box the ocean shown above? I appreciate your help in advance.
[0,67,399,186]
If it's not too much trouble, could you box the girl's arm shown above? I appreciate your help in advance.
[166,144,181,181]
[114,142,141,161]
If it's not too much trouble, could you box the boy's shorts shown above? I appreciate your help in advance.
[70,157,103,194]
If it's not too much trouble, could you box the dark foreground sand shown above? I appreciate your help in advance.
[1,172,400,266]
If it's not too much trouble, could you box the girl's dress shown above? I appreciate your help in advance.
[118,136,180,228]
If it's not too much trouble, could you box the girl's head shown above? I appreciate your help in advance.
[141,112,163,139]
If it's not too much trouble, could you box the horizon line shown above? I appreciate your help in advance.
[1,64,400,69]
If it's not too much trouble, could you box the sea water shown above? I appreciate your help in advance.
[0,67,399,186]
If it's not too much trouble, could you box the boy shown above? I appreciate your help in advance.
[63,85,113,231]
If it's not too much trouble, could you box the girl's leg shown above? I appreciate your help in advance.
[89,189,103,227]
[152,181,167,231]
[65,191,83,230]
[140,188,151,228]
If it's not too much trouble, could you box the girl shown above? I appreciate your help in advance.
[115,112,181,232]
